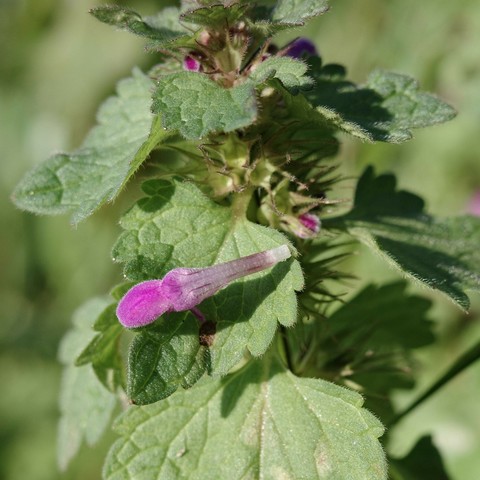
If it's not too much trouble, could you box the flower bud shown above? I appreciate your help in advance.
[281,38,318,59]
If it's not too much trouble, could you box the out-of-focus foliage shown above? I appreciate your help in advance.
[1,1,480,479]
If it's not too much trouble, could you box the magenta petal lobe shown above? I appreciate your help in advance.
[116,280,170,328]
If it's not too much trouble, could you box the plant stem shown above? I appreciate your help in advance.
[388,338,480,428]
[231,187,254,220]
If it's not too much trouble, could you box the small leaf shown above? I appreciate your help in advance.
[90,6,190,48]
[306,63,456,143]
[152,72,257,139]
[249,0,329,33]
[249,56,313,90]
[104,353,386,480]
[58,298,117,470]
[76,303,124,391]
[180,3,248,27]
[113,179,304,375]
[127,312,209,405]
[12,69,168,224]
[389,436,451,480]
[325,166,480,309]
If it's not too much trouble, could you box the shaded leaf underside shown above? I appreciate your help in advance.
[325,167,480,309]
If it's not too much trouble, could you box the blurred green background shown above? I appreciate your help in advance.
[1,0,479,478]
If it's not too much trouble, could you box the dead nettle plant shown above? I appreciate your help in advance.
[12,1,480,479]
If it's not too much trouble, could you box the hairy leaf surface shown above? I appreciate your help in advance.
[325,167,480,309]
[13,70,167,224]
[306,63,456,142]
[104,354,386,480]
[127,312,209,405]
[113,179,303,375]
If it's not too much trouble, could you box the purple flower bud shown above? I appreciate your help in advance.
[183,56,201,72]
[282,38,318,59]
[297,213,321,239]
[116,245,291,328]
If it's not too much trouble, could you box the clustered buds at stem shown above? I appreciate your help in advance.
[281,37,318,59]
[116,245,291,328]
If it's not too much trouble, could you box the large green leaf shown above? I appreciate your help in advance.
[103,353,386,480]
[57,298,117,470]
[324,167,480,309]
[113,179,303,375]
[127,312,209,405]
[305,63,456,142]
[12,69,167,224]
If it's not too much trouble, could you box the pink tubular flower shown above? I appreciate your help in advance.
[116,245,291,328]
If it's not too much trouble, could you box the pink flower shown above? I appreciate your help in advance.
[183,56,201,72]
[297,213,321,239]
[116,245,291,328]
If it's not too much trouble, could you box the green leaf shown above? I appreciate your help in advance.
[152,72,257,140]
[104,353,386,480]
[291,281,434,421]
[324,167,480,309]
[90,6,190,48]
[58,298,117,470]
[12,69,168,224]
[327,282,434,420]
[389,436,450,480]
[127,312,209,405]
[180,3,248,27]
[328,282,434,351]
[306,63,456,142]
[76,303,124,392]
[152,59,312,140]
[113,179,303,375]
[249,56,313,90]
[249,0,329,32]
